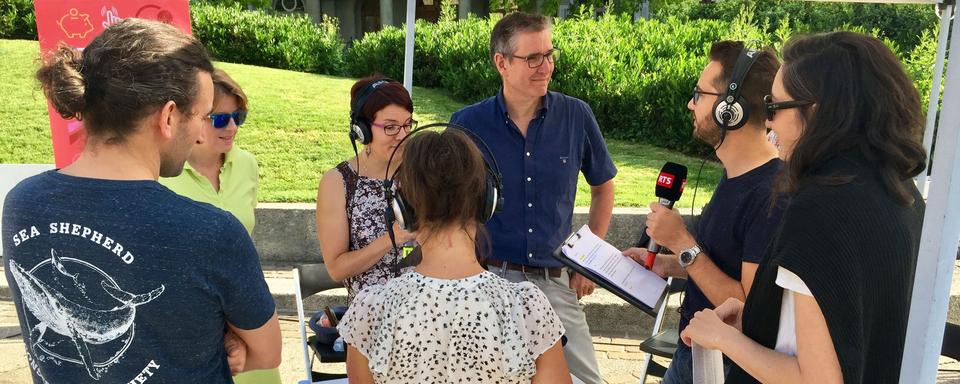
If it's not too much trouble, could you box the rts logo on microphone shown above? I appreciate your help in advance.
[657,172,675,188]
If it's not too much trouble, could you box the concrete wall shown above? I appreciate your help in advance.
[251,202,960,337]
[252,203,697,264]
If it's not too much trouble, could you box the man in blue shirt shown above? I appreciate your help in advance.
[451,12,616,384]
[3,19,280,383]
[623,41,784,384]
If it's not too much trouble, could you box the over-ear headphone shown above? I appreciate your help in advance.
[349,78,392,145]
[712,47,760,131]
[383,122,504,232]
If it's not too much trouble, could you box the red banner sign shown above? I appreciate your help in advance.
[34,0,191,167]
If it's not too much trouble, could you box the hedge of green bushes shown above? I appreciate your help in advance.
[655,0,937,52]
[191,3,345,74]
[344,10,938,154]
[344,13,729,153]
[1,2,940,154]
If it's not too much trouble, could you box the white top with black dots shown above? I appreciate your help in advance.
[337,270,566,383]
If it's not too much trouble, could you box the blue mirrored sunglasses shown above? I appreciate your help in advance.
[208,110,247,129]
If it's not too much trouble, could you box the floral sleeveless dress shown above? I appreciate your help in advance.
[336,161,407,300]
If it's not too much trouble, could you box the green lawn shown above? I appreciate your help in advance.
[0,39,721,207]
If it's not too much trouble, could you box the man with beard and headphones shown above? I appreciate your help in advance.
[621,41,784,383]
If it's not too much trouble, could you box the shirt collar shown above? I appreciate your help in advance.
[182,148,235,173]
[496,88,551,118]
[223,147,238,166]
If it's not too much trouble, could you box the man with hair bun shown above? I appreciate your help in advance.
[3,18,280,383]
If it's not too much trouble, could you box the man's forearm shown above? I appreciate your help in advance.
[686,254,747,304]
[588,180,615,238]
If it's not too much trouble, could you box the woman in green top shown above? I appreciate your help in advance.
[160,69,279,384]
[161,68,258,234]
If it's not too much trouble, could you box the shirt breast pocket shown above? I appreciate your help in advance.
[538,152,577,201]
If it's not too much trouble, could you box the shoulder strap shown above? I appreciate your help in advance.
[336,161,358,247]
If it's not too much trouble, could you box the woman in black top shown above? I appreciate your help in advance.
[681,31,927,384]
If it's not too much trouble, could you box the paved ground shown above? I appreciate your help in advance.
[2,298,960,383]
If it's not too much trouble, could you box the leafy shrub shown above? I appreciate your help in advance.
[345,12,729,153]
[345,26,405,80]
[345,8,939,154]
[655,0,937,51]
[345,17,500,102]
[190,0,272,10]
[191,3,344,74]
[0,0,36,40]
[551,12,728,153]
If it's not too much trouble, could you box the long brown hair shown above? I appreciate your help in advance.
[777,31,926,206]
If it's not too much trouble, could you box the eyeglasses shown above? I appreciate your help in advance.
[372,119,418,136]
[208,110,247,129]
[764,95,813,120]
[691,86,722,105]
[508,48,560,68]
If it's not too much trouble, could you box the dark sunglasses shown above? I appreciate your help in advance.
[208,110,247,129]
[764,95,812,120]
[692,86,722,105]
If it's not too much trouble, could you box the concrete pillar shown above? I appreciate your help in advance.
[320,0,336,17]
[458,0,470,19]
[380,0,394,27]
[303,0,322,23]
[341,1,358,41]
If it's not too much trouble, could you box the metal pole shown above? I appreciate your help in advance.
[403,0,416,95]
[900,6,960,382]
[916,3,954,196]
[638,277,673,383]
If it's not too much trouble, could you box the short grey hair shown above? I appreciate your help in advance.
[489,12,552,68]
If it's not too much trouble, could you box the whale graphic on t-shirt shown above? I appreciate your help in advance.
[8,249,164,380]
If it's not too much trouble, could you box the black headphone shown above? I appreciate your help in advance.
[383,122,504,233]
[712,47,760,131]
[349,78,392,145]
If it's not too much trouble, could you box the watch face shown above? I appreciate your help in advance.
[681,251,694,265]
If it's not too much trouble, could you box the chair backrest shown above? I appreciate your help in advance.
[942,322,960,360]
[297,263,342,297]
[294,263,343,383]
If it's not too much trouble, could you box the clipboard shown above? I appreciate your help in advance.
[552,225,668,317]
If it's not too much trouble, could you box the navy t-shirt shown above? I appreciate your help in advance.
[679,159,784,333]
[2,171,275,384]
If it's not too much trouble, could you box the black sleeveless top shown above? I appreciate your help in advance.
[727,153,925,383]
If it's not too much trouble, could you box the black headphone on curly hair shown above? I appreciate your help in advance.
[382,122,503,233]
[712,47,760,131]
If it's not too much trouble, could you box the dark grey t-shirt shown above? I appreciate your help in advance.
[2,171,274,384]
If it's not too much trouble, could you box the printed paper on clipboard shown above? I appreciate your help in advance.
[555,224,667,310]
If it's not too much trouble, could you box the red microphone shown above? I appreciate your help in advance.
[645,162,688,269]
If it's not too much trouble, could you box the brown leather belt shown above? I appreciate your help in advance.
[486,259,562,278]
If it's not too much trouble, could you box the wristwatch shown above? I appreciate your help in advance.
[678,245,702,269]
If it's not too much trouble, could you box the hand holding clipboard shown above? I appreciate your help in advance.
[553,225,668,315]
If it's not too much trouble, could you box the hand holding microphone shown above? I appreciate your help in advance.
[643,162,688,269]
